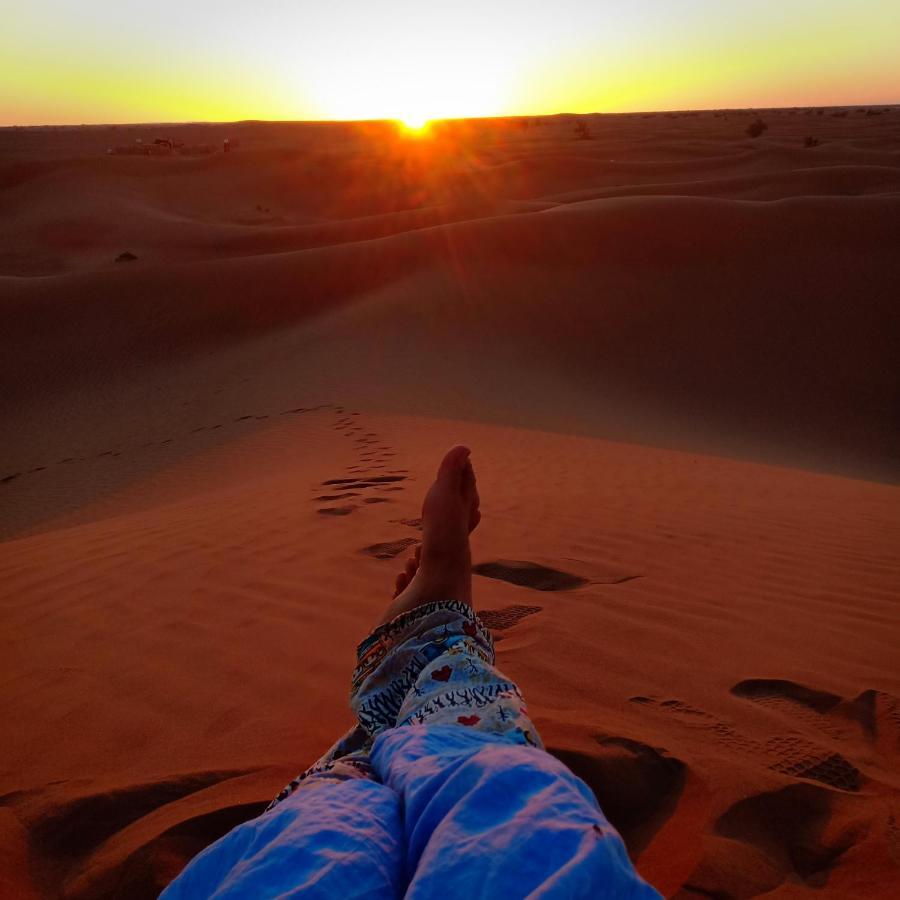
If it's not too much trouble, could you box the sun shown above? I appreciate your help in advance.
[397,114,431,136]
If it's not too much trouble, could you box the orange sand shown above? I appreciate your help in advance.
[1,110,899,898]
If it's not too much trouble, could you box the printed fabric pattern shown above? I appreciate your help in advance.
[267,599,540,810]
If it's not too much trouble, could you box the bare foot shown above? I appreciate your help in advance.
[378,445,480,625]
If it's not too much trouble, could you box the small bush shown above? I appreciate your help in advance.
[803,136,820,148]
[573,119,592,140]
[746,118,768,138]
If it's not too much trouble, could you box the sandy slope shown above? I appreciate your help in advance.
[1,109,899,898]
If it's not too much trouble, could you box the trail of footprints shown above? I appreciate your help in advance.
[314,410,410,517]
[318,413,649,648]
[316,411,553,641]
[1,402,336,485]
[629,679,900,794]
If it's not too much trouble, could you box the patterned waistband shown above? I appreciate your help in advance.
[352,600,492,697]
[356,599,480,657]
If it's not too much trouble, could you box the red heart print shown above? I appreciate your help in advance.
[457,715,481,726]
[463,621,477,636]
[432,665,452,682]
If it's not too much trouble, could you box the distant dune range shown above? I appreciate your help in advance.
[1,112,899,898]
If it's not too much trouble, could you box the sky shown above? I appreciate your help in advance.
[3,0,898,125]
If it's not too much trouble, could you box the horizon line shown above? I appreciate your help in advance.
[3,100,898,131]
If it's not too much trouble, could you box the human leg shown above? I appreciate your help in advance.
[350,447,660,898]
[160,771,404,899]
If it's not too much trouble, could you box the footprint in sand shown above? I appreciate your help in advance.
[478,605,543,631]
[478,605,544,643]
[14,767,266,900]
[360,538,419,560]
[323,475,407,486]
[473,560,589,592]
[550,737,687,860]
[731,678,849,740]
[764,740,860,791]
[731,678,900,756]
[631,694,864,793]
[710,781,857,890]
[390,517,422,530]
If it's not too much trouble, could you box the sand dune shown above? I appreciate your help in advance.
[544,164,900,202]
[1,110,899,897]
[3,192,897,488]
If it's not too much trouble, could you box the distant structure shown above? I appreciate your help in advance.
[107,137,214,157]
[154,138,176,151]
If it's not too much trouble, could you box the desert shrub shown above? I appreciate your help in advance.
[573,118,592,140]
[803,136,820,148]
[746,118,768,138]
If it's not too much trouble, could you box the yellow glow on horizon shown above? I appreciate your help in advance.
[302,39,512,125]
[2,1,898,126]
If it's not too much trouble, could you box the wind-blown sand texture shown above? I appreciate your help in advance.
[1,109,899,898]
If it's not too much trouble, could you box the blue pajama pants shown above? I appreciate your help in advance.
[161,600,661,898]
